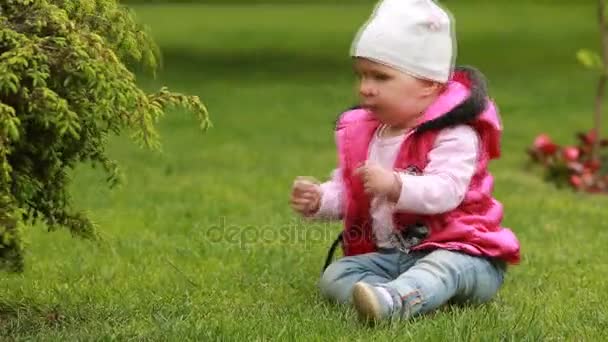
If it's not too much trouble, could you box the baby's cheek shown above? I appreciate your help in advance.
[398,100,421,118]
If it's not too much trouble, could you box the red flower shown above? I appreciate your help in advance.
[578,130,597,145]
[584,159,601,172]
[533,134,558,155]
[570,175,582,189]
[562,146,580,162]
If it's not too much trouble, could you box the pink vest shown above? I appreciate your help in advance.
[336,73,521,264]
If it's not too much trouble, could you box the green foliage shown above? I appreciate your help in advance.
[0,0,210,272]
[577,49,604,72]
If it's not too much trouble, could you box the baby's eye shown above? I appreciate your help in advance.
[373,72,391,81]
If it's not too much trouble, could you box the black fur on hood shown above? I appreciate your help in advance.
[335,66,489,133]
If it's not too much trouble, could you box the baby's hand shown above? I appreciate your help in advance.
[355,162,401,201]
[290,176,322,217]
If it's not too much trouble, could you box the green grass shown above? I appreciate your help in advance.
[1,2,607,340]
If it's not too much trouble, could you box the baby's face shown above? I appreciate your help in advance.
[354,58,439,128]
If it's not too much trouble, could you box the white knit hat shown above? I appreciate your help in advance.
[351,0,456,83]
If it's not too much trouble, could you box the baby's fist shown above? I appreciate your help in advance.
[290,176,322,217]
[355,163,401,201]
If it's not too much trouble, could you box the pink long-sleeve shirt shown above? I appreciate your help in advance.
[313,124,479,248]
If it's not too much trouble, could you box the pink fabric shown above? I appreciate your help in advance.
[315,125,480,249]
[394,125,479,214]
[328,71,521,264]
[315,169,344,220]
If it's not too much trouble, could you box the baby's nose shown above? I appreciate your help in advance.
[359,80,377,97]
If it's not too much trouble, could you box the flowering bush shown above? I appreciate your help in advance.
[528,0,608,193]
[527,131,608,192]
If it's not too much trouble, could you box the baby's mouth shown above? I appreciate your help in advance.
[362,103,378,112]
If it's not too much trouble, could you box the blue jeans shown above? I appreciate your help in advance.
[318,248,506,318]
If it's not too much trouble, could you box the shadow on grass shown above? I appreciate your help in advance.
[152,47,352,81]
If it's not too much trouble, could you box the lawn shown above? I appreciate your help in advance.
[1,1,607,340]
